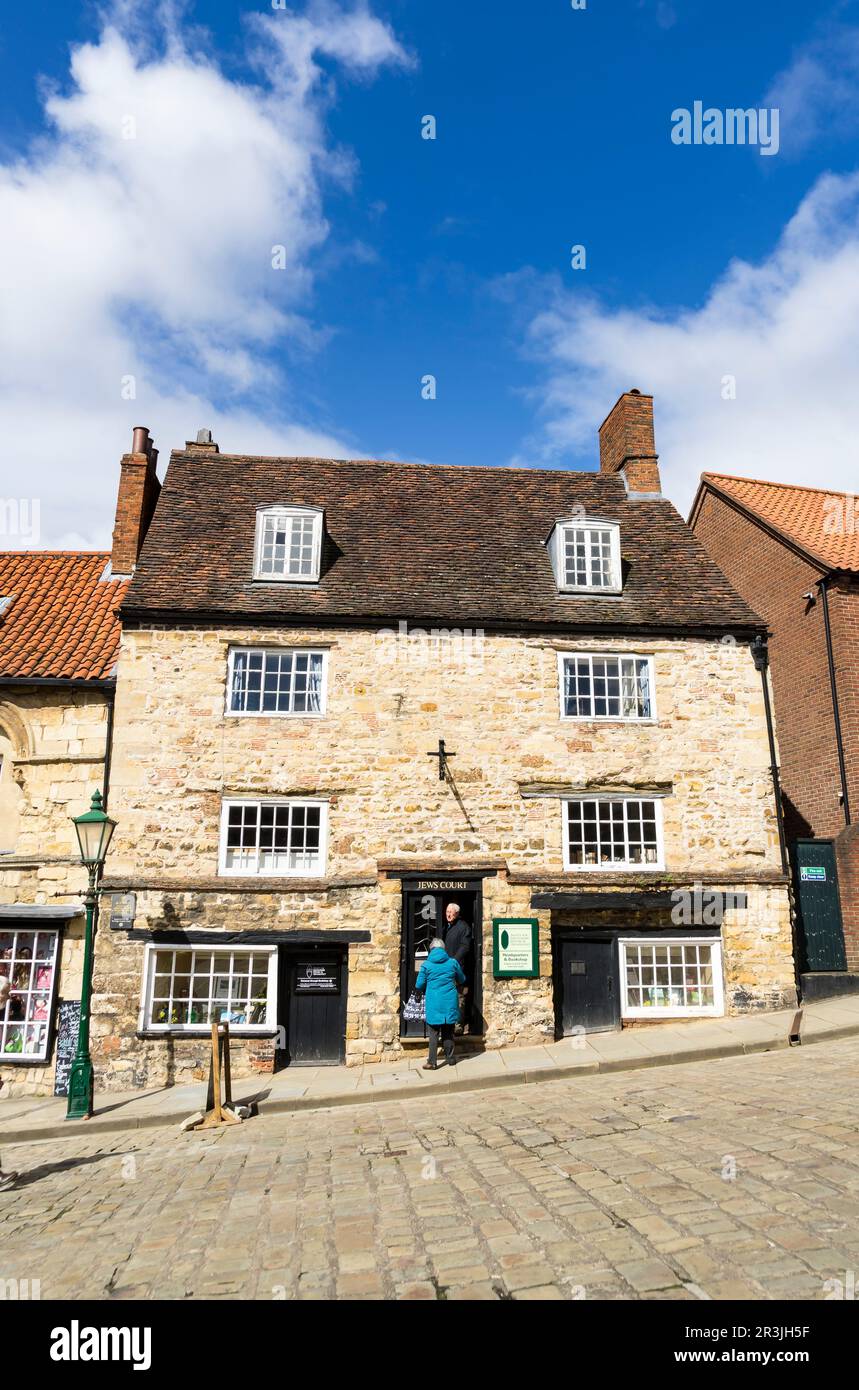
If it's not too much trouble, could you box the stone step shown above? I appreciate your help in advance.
[800,972,859,1002]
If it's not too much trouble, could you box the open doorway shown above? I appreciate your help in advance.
[400,882,483,1039]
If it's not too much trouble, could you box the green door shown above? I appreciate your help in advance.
[794,840,847,972]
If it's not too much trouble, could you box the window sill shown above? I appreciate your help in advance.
[556,587,623,597]
[562,864,665,874]
[223,711,327,720]
[137,1028,278,1039]
[560,716,658,726]
[249,576,321,586]
[218,870,327,880]
[622,1009,721,1021]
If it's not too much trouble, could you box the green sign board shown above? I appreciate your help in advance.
[800,866,826,882]
[492,917,539,978]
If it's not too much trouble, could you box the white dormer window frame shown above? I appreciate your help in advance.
[548,517,622,595]
[253,506,324,583]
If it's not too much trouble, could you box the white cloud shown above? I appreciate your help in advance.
[514,169,859,514]
[764,23,859,157]
[0,2,411,547]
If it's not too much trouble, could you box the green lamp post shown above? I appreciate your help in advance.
[66,789,116,1120]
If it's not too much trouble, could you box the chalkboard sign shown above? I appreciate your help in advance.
[53,999,81,1097]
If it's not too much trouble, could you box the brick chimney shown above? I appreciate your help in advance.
[111,426,161,575]
[183,428,219,456]
[598,390,661,495]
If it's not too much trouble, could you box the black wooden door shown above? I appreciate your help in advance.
[557,937,620,1035]
[794,840,847,972]
[282,951,346,1065]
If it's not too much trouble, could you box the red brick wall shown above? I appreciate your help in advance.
[111,451,161,575]
[599,391,657,473]
[624,458,661,493]
[826,581,859,970]
[693,489,859,970]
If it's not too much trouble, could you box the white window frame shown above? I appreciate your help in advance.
[139,943,278,1034]
[253,505,324,583]
[562,796,665,872]
[619,936,724,1019]
[225,647,329,718]
[557,652,656,722]
[0,926,61,1063]
[218,797,329,878]
[548,517,622,595]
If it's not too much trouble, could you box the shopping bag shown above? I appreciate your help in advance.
[402,990,425,1022]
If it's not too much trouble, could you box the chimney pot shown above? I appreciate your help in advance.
[184,429,219,455]
[131,425,150,455]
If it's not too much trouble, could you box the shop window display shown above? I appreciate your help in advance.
[142,947,276,1032]
[0,928,60,1061]
[620,939,723,1018]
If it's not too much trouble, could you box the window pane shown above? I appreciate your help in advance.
[147,949,274,1029]
[566,798,659,868]
[623,943,716,1013]
[257,512,318,579]
[0,929,58,1062]
[562,655,651,720]
[230,649,325,715]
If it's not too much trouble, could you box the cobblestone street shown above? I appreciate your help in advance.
[2,1039,859,1302]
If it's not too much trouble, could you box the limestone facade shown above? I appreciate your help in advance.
[91,622,795,1089]
[0,688,111,1096]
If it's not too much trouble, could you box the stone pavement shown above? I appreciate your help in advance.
[1,1038,859,1301]
[2,992,857,1142]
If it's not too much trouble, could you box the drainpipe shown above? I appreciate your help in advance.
[818,575,850,826]
[101,685,115,812]
[751,636,789,875]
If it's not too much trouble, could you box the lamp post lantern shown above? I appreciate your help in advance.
[66,789,116,1120]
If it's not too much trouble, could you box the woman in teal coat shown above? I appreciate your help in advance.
[415,938,466,1069]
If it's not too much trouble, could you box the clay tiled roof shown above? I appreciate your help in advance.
[124,452,764,634]
[0,552,128,682]
[697,474,859,572]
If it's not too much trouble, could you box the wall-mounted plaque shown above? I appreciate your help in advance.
[109,892,137,931]
[492,918,539,978]
[295,960,340,993]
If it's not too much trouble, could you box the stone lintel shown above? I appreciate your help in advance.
[99,874,378,895]
[376,858,508,878]
[519,782,672,798]
[509,869,789,887]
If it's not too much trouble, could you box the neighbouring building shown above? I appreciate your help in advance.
[691,472,859,997]
[0,427,159,1096]
[92,392,795,1091]
[0,560,125,1098]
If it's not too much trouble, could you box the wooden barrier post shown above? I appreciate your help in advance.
[192,1021,242,1130]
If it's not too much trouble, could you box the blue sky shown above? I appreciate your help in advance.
[3,0,859,545]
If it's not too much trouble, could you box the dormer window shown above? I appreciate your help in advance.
[253,506,323,583]
[548,518,622,594]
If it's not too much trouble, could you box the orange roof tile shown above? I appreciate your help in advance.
[700,473,859,571]
[0,553,128,682]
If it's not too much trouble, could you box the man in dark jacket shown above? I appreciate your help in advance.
[442,902,473,1033]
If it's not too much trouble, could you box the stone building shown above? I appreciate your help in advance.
[691,472,859,996]
[0,427,159,1096]
[0,554,127,1095]
[93,392,796,1091]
